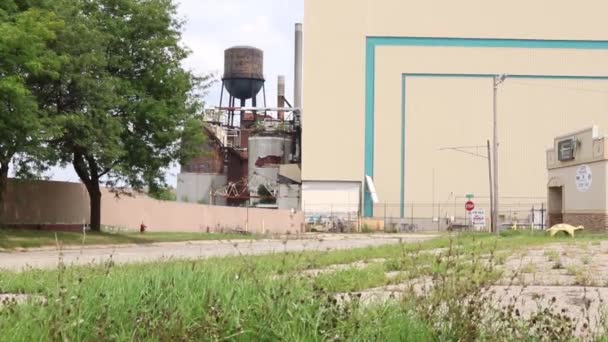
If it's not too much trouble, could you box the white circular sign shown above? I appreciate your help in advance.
[575,165,592,192]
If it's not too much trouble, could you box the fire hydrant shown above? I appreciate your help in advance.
[140,222,147,234]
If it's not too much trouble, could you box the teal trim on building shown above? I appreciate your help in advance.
[406,73,608,80]
[400,75,406,218]
[364,39,376,217]
[364,36,608,218]
[368,37,608,50]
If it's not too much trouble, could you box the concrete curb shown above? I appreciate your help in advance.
[0,233,437,254]
[0,236,328,253]
[0,239,274,254]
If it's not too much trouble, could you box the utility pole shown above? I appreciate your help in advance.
[487,140,494,233]
[493,75,507,235]
[432,168,435,224]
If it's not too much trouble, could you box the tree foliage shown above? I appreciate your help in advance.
[148,185,177,202]
[0,1,62,215]
[0,0,209,230]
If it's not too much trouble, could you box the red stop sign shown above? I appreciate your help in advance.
[465,201,475,212]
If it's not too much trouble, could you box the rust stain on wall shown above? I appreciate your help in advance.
[255,155,282,168]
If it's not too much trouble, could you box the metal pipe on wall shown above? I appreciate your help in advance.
[294,23,303,114]
[278,75,285,121]
[294,23,303,163]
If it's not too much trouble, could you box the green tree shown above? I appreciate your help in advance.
[31,0,208,231]
[0,2,61,215]
[148,185,177,202]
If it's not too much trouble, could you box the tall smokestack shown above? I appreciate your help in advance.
[294,23,303,115]
[278,75,285,121]
[294,23,303,163]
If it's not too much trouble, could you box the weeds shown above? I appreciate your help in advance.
[495,252,508,265]
[521,263,537,274]
[552,259,564,270]
[567,265,596,286]
[574,272,596,287]
[2,232,608,340]
[545,249,560,262]
[567,265,583,277]
[582,255,592,265]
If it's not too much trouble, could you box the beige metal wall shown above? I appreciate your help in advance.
[303,0,608,215]
[1,180,304,235]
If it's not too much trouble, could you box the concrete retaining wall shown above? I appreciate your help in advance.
[1,179,89,228]
[1,179,304,234]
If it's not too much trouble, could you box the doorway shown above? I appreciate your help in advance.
[548,186,563,227]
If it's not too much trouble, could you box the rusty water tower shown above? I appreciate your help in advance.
[220,46,266,126]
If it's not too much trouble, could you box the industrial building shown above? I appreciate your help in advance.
[547,126,608,230]
[178,42,303,210]
[302,0,608,225]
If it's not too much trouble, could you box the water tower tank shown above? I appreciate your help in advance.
[223,46,265,100]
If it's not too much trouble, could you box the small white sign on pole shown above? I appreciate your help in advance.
[470,209,486,230]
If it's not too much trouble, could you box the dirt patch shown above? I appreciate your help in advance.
[0,294,46,307]
[299,258,386,277]
[336,276,434,305]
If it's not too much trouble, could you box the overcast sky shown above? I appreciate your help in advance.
[38,0,304,186]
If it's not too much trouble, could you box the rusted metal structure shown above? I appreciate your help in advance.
[180,126,224,174]
[248,134,293,205]
[177,125,228,205]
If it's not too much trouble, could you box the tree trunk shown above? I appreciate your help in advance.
[0,160,9,225]
[72,152,103,232]
[87,181,102,232]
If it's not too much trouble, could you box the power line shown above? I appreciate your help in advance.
[438,145,488,159]
[509,80,608,94]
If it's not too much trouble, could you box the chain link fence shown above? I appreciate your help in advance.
[304,198,547,233]
[304,203,360,233]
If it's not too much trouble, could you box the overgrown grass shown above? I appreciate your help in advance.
[2,231,608,340]
[545,249,560,262]
[314,263,387,293]
[0,229,256,250]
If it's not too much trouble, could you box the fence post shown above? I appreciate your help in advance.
[541,203,545,230]
[384,202,387,231]
[438,203,441,232]
[531,205,535,230]
[410,204,414,226]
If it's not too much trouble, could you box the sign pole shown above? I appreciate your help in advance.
[493,76,499,236]
[465,199,475,230]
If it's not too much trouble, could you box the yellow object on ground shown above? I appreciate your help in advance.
[546,224,584,237]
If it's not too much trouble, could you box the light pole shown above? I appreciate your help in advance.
[493,75,507,235]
